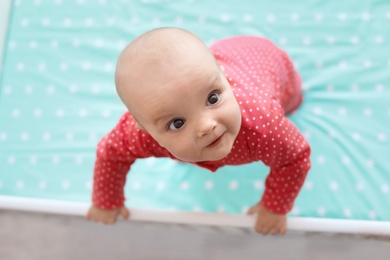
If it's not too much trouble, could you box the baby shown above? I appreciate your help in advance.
[86,27,311,235]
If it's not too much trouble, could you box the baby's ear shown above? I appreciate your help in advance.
[135,122,147,132]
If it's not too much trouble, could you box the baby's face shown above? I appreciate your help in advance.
[129,55,242,162]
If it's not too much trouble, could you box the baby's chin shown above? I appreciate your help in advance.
[176,149,231,163]
[200,153,229,162]
[181,156,227,163]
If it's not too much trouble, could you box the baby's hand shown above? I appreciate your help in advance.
[86,205,130,224]
[247,202,287,235]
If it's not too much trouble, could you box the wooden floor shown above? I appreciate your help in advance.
[1,210,389,260]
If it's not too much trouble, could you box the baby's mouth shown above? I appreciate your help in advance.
[206,133,225,148]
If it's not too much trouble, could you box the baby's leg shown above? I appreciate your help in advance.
[283,82,303,115]
[277,50,303,115]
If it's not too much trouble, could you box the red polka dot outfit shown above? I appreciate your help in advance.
[92,36,311,215]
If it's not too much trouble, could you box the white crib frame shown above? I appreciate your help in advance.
[1,195,390,236]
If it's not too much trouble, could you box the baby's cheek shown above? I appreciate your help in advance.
[166,142,193,161]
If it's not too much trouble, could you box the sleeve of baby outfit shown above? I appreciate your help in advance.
[256,101,311,215]
[92,112,154,210]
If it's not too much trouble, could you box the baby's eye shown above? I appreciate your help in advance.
[168,119,185,130]
[207,92,220,106]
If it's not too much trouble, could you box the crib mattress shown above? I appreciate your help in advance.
[0,0,389,225]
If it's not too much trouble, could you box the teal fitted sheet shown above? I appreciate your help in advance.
[0,0,389,222]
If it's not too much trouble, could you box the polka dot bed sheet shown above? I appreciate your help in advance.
[0,0,389,223]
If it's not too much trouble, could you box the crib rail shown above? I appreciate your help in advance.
[1,195,389,236]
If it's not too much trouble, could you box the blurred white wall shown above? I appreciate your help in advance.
[0,0,12,73]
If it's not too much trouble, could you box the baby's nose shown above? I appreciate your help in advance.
[197,118,217,137]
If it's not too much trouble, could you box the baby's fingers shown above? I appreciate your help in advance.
[85,208,98,222]
[254,223,273,235]
[254,219,284,235]
[85,211,92,221]
[120,207,130,220]
[102,216,117,225]
[278,226,287,235]
[267,225,286,235]
[256,226,280,235]
[246,204,261,215]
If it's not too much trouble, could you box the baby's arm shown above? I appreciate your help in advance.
[86,113,141,224]
[250,101,311,234]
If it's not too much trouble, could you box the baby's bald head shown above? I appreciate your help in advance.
[114,28,241,162]
[115,28,217,115]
